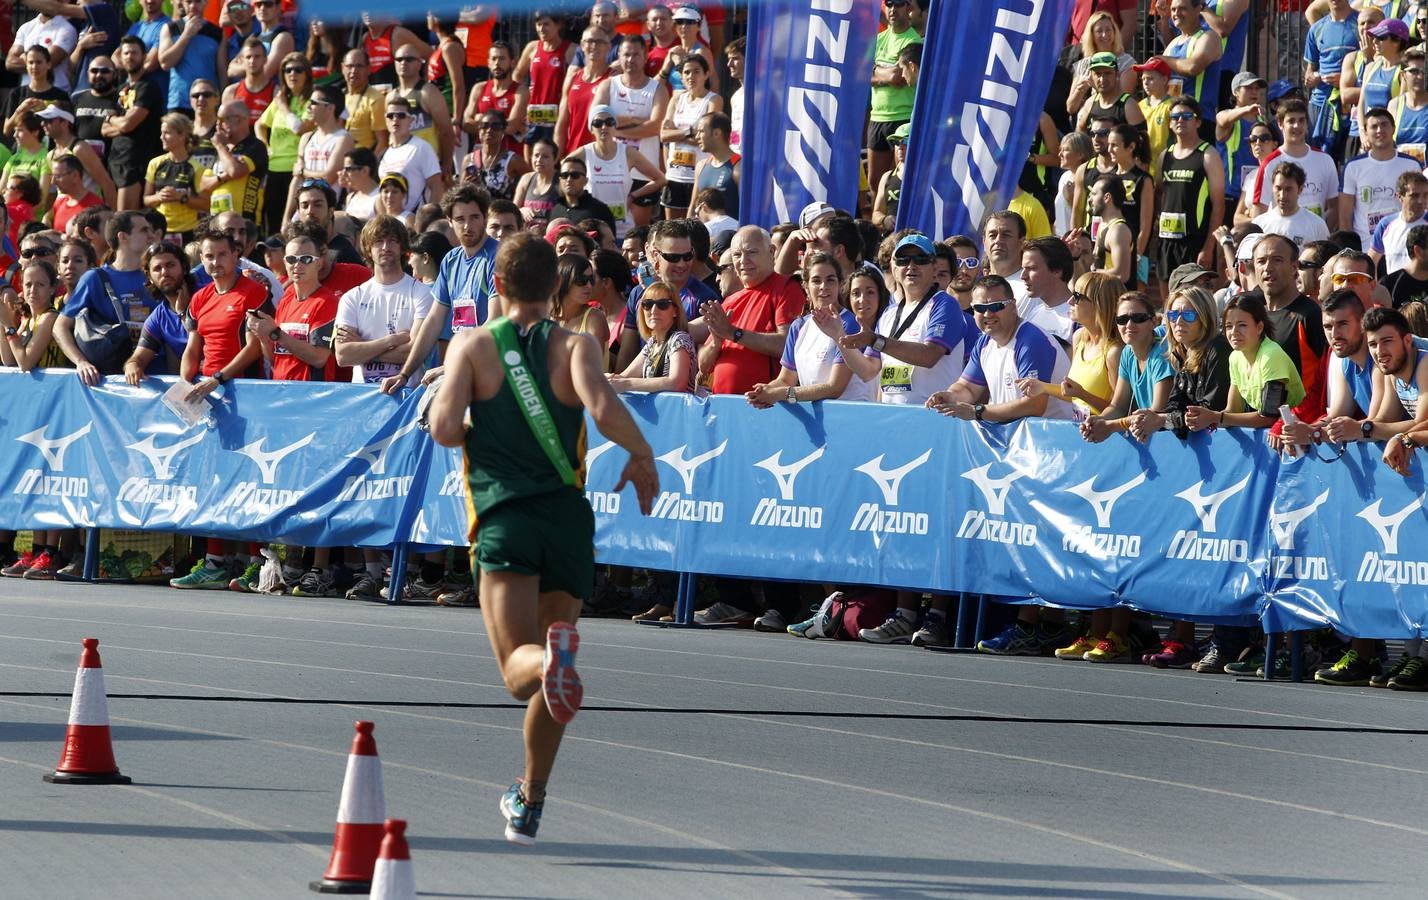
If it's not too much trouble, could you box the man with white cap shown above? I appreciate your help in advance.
[1213,226,1263,312]
[40,104,117,208]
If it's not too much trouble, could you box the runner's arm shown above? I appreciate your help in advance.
[570,331,658,513]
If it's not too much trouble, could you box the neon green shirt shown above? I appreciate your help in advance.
[1228,337,1306,413]
[870,27,922,123]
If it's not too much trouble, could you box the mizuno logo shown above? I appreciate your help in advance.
[961,463,1025,516]
[1356,493,1425,555]
[585,440,619,470]
[235,433,316,484]
[1064,472,1145,528]
[1173,475,1250,533]
[754,446,825,501]
[350,419,419,475]
[126,431,206,481]
[1269,489,1329,551]
[17,424,91,470]
[656,440,728,494]
[856,450,932,506]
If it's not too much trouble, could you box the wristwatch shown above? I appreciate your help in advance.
[2,327,16,338]
[1361,420,1374,441]
[973,404,986,421]
[1399,433,1419,450]
[731,327,745,344]
[1312,427,1323,443]
[786,386,798,404]
[872,334,888,352]
[268,328,282,342]
[214,370,229,384]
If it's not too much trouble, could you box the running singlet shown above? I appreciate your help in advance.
[609,75,660,163]
[1087,92,1134,128]
[476,80,523,153]
[1395,349,1427,418]
[564,68,608,153]
[1158,142,1212,243]
[363,26,396,84]
[581,143,633,237]
[527,40,571,129]
[235,79,274,124]
[666,91,713,183]
[695,155,739,219]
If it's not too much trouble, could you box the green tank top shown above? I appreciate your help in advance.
[463,318,586,518]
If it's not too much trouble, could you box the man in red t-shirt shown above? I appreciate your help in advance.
[50,156,103,236]
[697,225,804,395]
[182,227,273,390]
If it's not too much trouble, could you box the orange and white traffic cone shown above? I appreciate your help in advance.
[368,819,416,900]
[310,721,386,894]
[43,638,131,785]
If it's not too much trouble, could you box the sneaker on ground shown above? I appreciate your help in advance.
[859,611,916,644]
[280,565,305,588]
[693,601,755,626]
[1223,651,1265,676]
[1371,653,1413,688]
[1144,640,1197,669]
[1055,635,1097,660]
[170,558,229,590]
[1389,656,1428,691]
[290,567,334,597]
[228,560,262,593]
[787,614,824,639]
[2,551,36,577]
[753,609,787,632]
[977,623,1042,656]
[21,550,59,580]
[345,573,384,601]
[403,577,445,602]
[437,585,479,607]
[501,781,543,846]
[911,616,949,648]
[1315,649,1377,687]
[1084,631,1131,663]
[1191,646,1230,673]
[55,559,83,580]
[542,622,582,724]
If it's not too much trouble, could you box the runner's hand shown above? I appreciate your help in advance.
[617,452,660,515]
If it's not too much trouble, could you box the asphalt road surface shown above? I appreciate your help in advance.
[2,581,1424,898]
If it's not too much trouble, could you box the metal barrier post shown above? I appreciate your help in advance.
[674,572,695,625]
[973,596,989,647]
[954,592,973,648]
[1264,632,1278,681]
[1289,631,1305,683]
[82,527,100,581]
[387,543,409,606]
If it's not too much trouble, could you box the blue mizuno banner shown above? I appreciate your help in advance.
[896,0,1076,239]
[4,372,1428,637]
[738,0,881,228]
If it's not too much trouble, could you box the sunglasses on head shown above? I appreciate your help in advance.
[971,301,1008,314]
[590,117,617,128]
[641,298,675,310]
[300,178,330,190]
[894,252,933,267]
[559,170,586,179]
[20,247,54,259]
[657,249,695,263]
[1116,312,1155,325]
[1165,309,1199,324]
[285,254,317,266]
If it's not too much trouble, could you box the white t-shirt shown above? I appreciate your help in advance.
[335,274,435,386]
[1250,146,1341,218]
[344,187,381,223]
[1372,210,1428,274]
[963,320,1076,419]
[378,138,442,214]
[875,290,968,405]
[1018,296,1076,345]
[1253,206,1331,248]
[729,86,743,155]
[703,214,739,242]
[1055,169,1076,237]
[1003,269,1030,303]
[16,16,78,91]
[1340,152,1422,248]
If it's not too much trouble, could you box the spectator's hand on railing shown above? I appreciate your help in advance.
[379,374,405,395]
[1128,410,1164,443]
[1324,416,1360,443]
[926,392,974,419]
[1184,405,1219,432]
[745,382,779,409]
[123,358,146,386]
[1384,434,1416,476]
[1080,416,1116,444]
[420,366,443,386]
[75,362,101,387]
[186,377,221,403]
[1280,419,1315,451]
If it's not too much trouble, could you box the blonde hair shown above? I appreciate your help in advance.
[1165,286,1220,373]
[635,280,689,341]
[160,112,196,152]
[1074,271,1125,350]
[1080,11,1125,59]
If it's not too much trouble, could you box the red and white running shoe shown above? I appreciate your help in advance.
[542,622,583,725]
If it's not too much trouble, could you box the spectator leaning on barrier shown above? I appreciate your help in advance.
[122,241,193,384]
[1018,236,1077,345]
[607,278,697,395]
[1020,270,1124,418]
[54,209,158,384]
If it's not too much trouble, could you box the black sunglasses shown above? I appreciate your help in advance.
[1248,134,1276,143]
[641,299,675,310]
[191,90,217,99]
[559,170,586,179]
[971,301,1008,314]
[20,247,55,259]
[395,56,422,64]
[571,271,593,286]
[590,118,617,128]
[894,252,933,267]
[657,249,695,263]
[283,66,308,74]
[1296,259,1324,271]
[1115,312,1155,325]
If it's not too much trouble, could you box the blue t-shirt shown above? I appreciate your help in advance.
[962,320,1059,387]
[1117,340,1174,411]
[1341,354,1374,417]
[128,17,173,97]
[73,3,123,93]
[164,18,223,111]
[434,239,499,339]
[1304,14,1358,109]
[623,277,721,344]
[135,300,188,375]
[779,308,861,371]
[61,265,156,326]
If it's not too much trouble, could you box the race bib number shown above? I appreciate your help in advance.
[1368,208,1393,233]
[670,148,696,169]
[363,361,401,384]
[609,202,627,222]
[211,191,234,214]
[126,298,147,342]
[880,364,913,395]
[451,297,478,331]
[276,321,309,356]
[1158,211,1187,240]
[528,104,557,126]
[1240,164,1258,194]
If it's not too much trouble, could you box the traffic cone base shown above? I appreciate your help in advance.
[43,771,131,785]
[307,878,371,895]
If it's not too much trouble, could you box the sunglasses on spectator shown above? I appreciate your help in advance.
[572,271,593,286]
[395,56,422,64]
[254,0,277,6]
[1248,134,1276,143]
[191,90,217,99]
[1165,309,1199,324]
[20,247,55,259]
[1332,271,1373,286]
[1115,312,1155,326]
[1169,112,1198,121]
[559,170,586,179]
[1090,128,1111,137]
[341,164,366,172]
[285,254,317,266]
[1068,291,1088,306]
[309,96,333,106]
[956,256,980,269]
[283,66,308,74]
[89,67,114,74]
[657,249,695,263]
[590,118,617,129]
[641,299,676,310]
[1296,259,1324,270]
[894,252,933,266]
[386,111,409,120]
[971,301,1008,314]
[884,0,909,6]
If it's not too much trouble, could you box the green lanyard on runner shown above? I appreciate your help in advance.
[488,317,578,488]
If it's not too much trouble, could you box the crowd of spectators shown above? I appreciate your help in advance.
[2,0,1428,690]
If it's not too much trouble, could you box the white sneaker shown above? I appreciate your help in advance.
[859,611,916,644]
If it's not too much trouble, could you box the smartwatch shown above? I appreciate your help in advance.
[731,327,745,343]
[973,404,986,421]
[1361,420,1374,441]
[872,334,888,353]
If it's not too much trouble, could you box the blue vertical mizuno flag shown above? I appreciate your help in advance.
[738,0,880,228]
[896,0,1076,240]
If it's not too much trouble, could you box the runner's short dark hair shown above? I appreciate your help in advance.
[497,233,559,304]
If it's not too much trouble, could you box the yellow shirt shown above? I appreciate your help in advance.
[345,86,388,151]
[1008,190,1052,240]
[1141,95,1173,181]
[1067,333,1114,414]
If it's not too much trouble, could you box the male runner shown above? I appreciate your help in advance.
[427,232,658,845]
